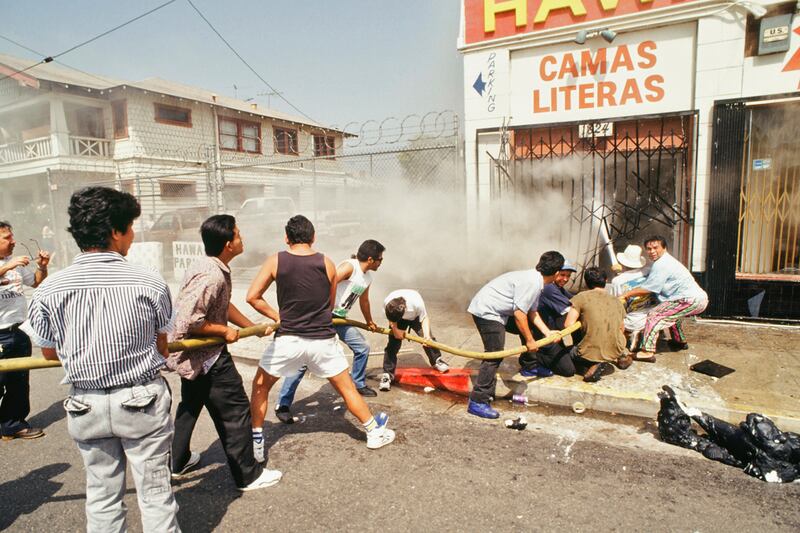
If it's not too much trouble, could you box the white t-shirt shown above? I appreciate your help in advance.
[0,257,36,329]
[609,268,648,297]
[332,258,374,318]
[467,269,543,325]
[384,289,427,322]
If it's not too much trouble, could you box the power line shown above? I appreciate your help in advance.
[0,33,117,87]
[185,0,318,124]
[0,0,177,84]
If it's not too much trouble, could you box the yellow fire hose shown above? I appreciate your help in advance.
[0,319,581,373]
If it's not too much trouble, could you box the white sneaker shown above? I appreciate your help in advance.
[367,426,396,449]
[239,467,282,491]
[253,437,264,463]
[172,451,201,478]
[379,373,391,391]
[434,357,450,373]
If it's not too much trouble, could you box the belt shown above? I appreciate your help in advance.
[73,374,163,393]
[0,323,21,334]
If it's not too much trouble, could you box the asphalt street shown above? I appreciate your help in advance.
[2,363,799,532]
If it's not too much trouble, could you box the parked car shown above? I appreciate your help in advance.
[137,206,212,274]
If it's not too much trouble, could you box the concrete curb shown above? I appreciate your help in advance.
[230,351,800,434]
[496,373,800,434]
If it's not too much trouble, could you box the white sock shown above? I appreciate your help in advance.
[363,417,377,432]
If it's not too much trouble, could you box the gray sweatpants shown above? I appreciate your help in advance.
[64,376,180,533]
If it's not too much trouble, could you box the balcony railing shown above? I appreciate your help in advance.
[70,136,112,157]
[0,137,52,164]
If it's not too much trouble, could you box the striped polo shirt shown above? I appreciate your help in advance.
[26,251,173,389]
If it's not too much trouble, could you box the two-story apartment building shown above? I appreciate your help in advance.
[0,53,351,252]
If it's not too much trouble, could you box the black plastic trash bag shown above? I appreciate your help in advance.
[656,385,800,483]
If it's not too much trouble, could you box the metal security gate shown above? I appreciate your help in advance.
[489,113,695,283]
[706,96,800,321]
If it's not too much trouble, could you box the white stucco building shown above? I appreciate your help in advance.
[0,53,349,233]
[459,0,800,320]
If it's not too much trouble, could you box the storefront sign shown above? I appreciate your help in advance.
[509,23,695,124]
[463,0,698,45]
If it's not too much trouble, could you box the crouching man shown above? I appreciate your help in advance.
[168,214,281,491]
[565,267,632,382]
[27,187,180,532]
[378,289,449,392]
[466,251,563,419]
[620,236,708,362]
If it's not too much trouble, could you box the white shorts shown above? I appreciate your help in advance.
[259,335,349,379]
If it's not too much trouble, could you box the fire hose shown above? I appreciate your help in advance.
[0,318,582,373]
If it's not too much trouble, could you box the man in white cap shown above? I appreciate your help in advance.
[609,244,657,349]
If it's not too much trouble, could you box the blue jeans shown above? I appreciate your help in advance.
[277,325,371,407]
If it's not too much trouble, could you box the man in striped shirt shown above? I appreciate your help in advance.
[27,187,179,533]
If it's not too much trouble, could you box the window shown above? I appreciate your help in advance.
[75,107,105,138]
[736,102,800,279]
[159,181,196,198]
[111,100,128,139]
[219,117,261,153]
[313,134,336,157]
[154,103,192,127]
[274,127,298,155]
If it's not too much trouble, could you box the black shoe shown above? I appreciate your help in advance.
[583,362,611,383]
[275,405,294,424]
[357,386,378,397]
[668,340,689,351]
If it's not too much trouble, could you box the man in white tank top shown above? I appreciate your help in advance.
[273,239,385,422]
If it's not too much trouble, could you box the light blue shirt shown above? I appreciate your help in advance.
[468,269,543,325]
[640,252,707,302]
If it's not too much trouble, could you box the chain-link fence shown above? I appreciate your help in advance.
[2,110,463,283]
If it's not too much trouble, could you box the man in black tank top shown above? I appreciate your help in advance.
[246,215,395,462]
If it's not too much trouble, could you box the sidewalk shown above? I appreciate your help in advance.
[209,282,800,433]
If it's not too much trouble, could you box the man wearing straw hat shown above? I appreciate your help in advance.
[167,214,282,491]
[610,244,658,349]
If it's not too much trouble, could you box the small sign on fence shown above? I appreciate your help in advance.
[753,158,772,171]
[173,241,205,280]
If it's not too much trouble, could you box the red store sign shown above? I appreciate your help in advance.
[464,0,696,44]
